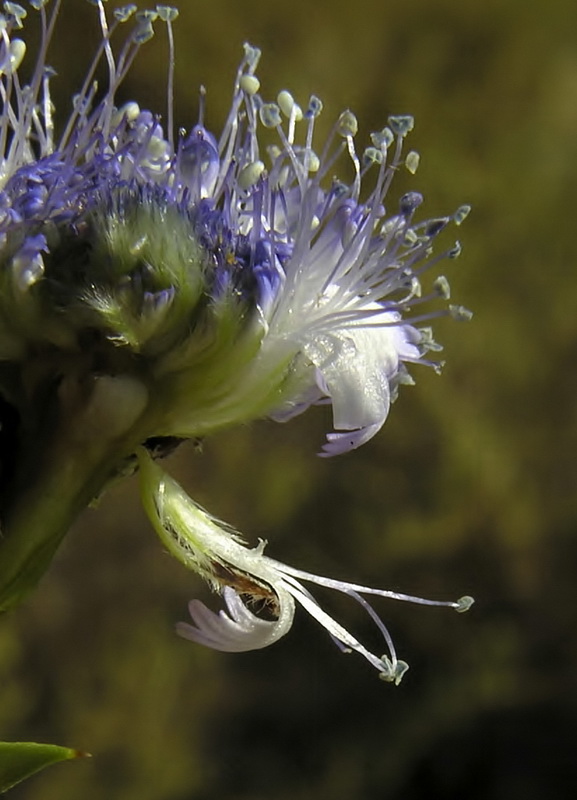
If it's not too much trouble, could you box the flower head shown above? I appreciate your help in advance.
[0,0,473,681]
[0,1,470,462]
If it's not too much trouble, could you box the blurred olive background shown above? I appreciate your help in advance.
[2,0,577,797]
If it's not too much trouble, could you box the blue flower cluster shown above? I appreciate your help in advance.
[0,1,470,452]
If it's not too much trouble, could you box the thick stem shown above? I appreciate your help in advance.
[0,375,150,612]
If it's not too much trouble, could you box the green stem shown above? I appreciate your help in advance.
[0,375,150,612]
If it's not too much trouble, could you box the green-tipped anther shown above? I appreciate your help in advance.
[363,147,384,166]
[306,96,323,118]
[135,9,159,22]
[4,3,26,25]
[379,658,410,685]
[114,5,137,22]
[338,110,358,138]
[405,150,420,174]
[260,103,282,128]
[449,304,473,322]
[433,275,451,299]
[388,115,414,137]
[454,204,471,225]
[448,240,462,259]
[371,127,394,149]
[455,595,475,613]
[156,5,178,22]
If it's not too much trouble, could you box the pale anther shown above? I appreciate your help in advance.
[454,204,471,225]
[449,304,473,322]
[448,241,462,258]
[136,9,159,22]
[156,5,178,22]
[371,127,394,149]
[363,147,383,166]
[337,110,358,138]
[433,275,451,299]
[4,2,26,25]
[259,103,282,128]
[1,38,25,74]
[388,115,415,137]
[239,74,260,95]
[238,160,265,190]
[306,95,323,118]
[114,5,137,22]
[405,150,420,174]
[455,596,475,613]
[111,101,140,128]
[277,90,296,118]
[133,21,155,43]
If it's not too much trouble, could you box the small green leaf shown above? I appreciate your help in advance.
[0,741,89,793]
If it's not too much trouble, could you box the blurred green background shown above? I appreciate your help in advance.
[2,0,577,797]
